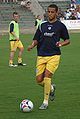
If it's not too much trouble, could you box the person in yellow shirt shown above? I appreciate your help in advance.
[9,12,26,67]
[34,15,42,29]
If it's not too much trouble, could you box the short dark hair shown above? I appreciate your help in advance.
[48,4,58,12]
[13,12,18,16]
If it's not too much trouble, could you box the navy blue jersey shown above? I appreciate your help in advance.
[33,20,69,56]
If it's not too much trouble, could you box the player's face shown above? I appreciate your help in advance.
[13,14,19,22]
[47,7,58,21]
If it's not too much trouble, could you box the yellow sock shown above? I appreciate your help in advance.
[18,57,22,63]
[9,60,13,65]
[38,80,45,87]
[44,77,51,103]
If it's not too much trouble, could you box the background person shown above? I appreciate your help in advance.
[9,12,26,67]
[34,15,42,29]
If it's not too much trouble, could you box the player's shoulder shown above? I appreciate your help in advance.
[10,20,15,25]
[10,20,18,25]
[41,21,48,26]
[57,20,66,25]
[38,21,48,31]
[56,20,67,28]
[40,20,48,28]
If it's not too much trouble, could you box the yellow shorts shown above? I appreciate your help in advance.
[36,55,60,76]
[10,40,23,51]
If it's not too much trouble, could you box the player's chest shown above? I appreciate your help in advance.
[42,25,61,37]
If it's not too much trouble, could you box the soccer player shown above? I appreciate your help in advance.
[9,12,26,67]
[34,15,42,29]
[27,4,70,109]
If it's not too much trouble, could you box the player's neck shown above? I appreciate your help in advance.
[13,19,18,23]
[13,20,18,23]
[48,18,57,23]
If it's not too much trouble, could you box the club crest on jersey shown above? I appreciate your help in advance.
[48,26,51,30]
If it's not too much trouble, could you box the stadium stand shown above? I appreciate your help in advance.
[38,0,71,12]
[0,1,35,34]
[0,0,80,34]
[30,0,45,19]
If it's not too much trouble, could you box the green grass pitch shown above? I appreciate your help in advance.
[0,33,80,119]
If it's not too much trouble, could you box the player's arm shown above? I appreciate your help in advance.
[27,40,38,51]
[34,20,37,26]
[10,23,19,41]
[56,39,70,47]
[56,25,70,47]
[27,26,41,51]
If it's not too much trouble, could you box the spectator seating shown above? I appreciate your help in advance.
[38,0,71,12]
[0,2,35,31]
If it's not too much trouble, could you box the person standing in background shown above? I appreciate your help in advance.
[34,15,42,29]
[9,12,26,67]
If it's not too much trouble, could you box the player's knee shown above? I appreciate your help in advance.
[44,69,52,78]
[20,47,24,52]
[36,77,43,83]
[11,50,16,52]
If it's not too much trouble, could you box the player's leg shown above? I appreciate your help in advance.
[17,41,26,66]
[9,51,14,63]
[47,55,60,100]
[36,56,46,86]
[39,55,60,109]
[18,47,24,63]
[9,41,17,67]
[36,73,45,86]
[39,70,52,109]
[44,56,60,102]
[36,56,50,109]
[9,51,15,65]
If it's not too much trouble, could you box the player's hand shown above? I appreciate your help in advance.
[56,42,62,47]
[27,45,33,51]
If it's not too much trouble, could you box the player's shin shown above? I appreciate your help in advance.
[18,57,22,63]
[9,60,13,65]
[43,77,51,105]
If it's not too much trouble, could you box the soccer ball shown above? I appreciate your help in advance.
[20,99,34,112]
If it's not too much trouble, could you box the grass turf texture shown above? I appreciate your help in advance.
[0,33,80,119]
